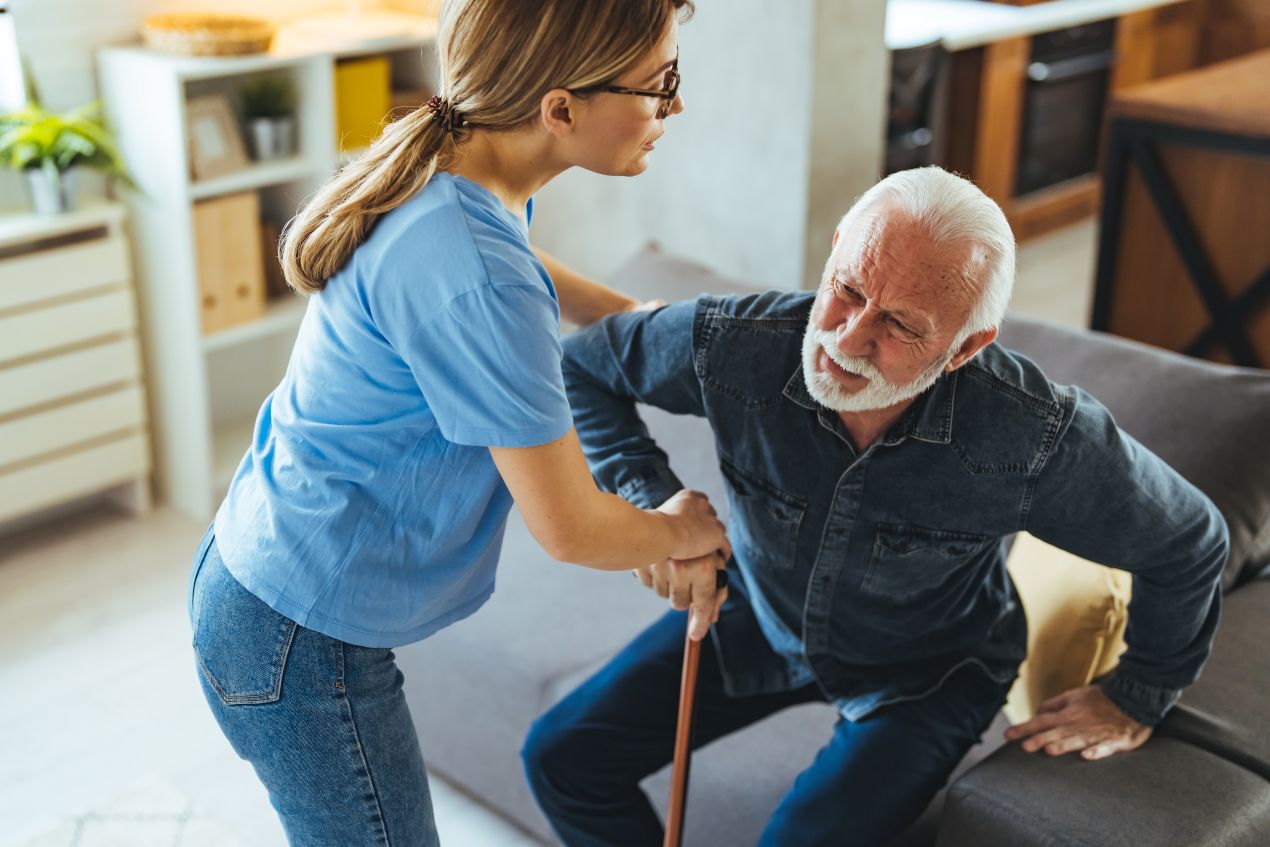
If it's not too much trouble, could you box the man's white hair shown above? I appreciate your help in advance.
[835,167,1016,339]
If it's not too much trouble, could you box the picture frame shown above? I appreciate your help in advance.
[186,93,248,180]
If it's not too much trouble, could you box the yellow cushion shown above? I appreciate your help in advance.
[1003,532,1132,724]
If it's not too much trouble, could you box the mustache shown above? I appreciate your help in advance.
[807,329,886,384]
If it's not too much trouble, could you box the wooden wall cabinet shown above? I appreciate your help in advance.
[1201,0,1270,64]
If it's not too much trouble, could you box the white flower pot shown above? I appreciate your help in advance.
[248,116,296,161]
[24,168,78,215]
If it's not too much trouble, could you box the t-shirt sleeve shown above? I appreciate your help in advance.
[399,282,574,448]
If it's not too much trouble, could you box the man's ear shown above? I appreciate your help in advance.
[540,89,576,137]
[945,326,998,372]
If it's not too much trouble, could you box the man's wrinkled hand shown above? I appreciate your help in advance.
[633,551,728,642]
[1003,685,1152,760]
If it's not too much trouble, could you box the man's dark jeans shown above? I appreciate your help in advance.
[523,610,1011,847]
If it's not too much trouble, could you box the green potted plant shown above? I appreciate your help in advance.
[0,99,132,214]
[240,74,298,161]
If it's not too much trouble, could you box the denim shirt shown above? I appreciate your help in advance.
[561,292,1229,726]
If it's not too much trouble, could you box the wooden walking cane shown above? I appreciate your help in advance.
[664,569,727,847]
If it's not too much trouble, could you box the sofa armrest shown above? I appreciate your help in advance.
[937,739,1270,847]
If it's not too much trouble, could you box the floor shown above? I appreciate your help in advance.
[0,220,1096,847]
[1010,219,1099,329]
[0,506,544,847]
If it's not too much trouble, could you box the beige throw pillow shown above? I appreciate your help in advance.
[1003,532,1132,724]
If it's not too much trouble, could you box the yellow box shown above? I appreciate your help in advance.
[334,56,392,152]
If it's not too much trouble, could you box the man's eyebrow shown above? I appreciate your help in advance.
[832,273,927,330]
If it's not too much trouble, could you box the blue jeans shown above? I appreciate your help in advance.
[523,610,1010,847]
[188,527,439,847]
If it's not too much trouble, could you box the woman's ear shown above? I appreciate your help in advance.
[540,90,577,137]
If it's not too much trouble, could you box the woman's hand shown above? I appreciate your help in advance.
[634,551,729,641]
[656,489,731,563]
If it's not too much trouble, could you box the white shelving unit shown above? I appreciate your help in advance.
[98,28,437,519]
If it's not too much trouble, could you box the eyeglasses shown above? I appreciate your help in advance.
[579,55,681,119]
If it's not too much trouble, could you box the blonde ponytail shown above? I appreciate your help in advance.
[281,107,457,295]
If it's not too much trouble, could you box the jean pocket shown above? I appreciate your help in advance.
[193,553,298,706]
[720,457,806,571]
[862,522,994,602]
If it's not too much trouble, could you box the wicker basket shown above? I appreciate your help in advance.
[141,14,274,56]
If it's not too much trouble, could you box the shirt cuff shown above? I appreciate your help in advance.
[1097,672,1183,727]
[613,467,686,511]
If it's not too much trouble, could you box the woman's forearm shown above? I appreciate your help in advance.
[533,246,638,325]
[557,490,687,570]
[490,431,726,571]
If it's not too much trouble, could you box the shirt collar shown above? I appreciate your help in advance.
[781,366,957,445]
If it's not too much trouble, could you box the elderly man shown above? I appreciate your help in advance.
[521,167,1228,847]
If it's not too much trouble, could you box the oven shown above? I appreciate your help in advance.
[1015,19,1117,196]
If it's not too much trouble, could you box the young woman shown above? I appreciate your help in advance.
[187,1,727,843]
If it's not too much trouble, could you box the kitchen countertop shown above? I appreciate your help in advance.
[1109,48,1270,139]
[887,0,1189,51]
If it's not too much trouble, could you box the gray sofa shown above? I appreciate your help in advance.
[399,247,1270,846]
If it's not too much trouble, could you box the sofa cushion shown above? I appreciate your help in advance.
[1157,578,1270,780]
[998,317,1270,590]
[938,738,1270,847]
[1003,532,1131,724]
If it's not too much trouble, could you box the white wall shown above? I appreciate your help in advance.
[802,0,889,289]
[531,0,887,290]
[7,0,358,109]
[3,0,885,291]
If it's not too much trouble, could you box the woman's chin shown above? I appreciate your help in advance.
[585,153,651,178]
[624,152,652,176]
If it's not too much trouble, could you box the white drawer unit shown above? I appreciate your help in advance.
[0,202,153,525]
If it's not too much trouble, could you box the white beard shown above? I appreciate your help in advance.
[800,324,956,413]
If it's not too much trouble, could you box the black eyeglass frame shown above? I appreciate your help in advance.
[572,55,681,119]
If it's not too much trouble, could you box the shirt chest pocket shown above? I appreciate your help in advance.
[862,523,995,602]
[720,458,806,572]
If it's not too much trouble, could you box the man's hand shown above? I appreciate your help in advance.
[633,551,729,642]
[629,298,668,313]
[1004,685,1152,760]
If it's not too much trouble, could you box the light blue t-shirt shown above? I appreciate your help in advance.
[214,173,573,648]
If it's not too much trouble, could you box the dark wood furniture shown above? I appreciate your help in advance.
[1092,49,1270,367]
